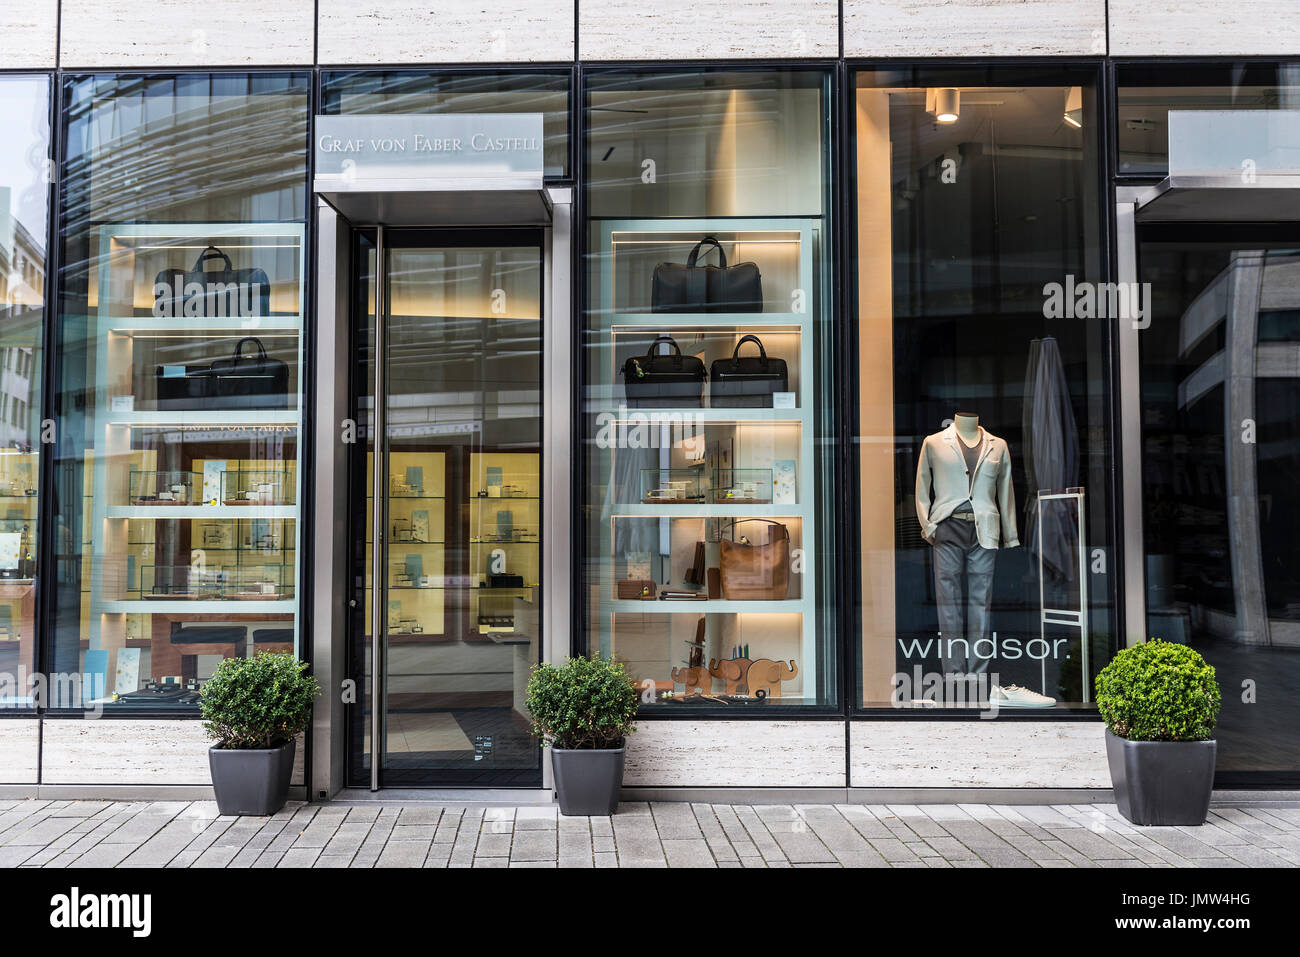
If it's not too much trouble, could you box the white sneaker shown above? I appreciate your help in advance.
[990,684,1057,708]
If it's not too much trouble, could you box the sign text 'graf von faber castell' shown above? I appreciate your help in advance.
[313,113,545,182]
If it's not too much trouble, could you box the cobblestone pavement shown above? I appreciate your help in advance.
[0,799,1297,868]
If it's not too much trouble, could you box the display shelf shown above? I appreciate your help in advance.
[87,221,307,687]
[105,410,301,428]
[101,599,295,614]
[603,598,810,614]
[609,408,805,423]
[610,313,808,329]
[592,216,822,693]
[106,505,298,520]
[99,316,303,334]
[610,504,803,518]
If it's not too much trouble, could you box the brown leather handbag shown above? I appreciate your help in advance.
[719,520,790,600]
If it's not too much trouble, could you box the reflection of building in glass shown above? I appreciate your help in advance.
[0,207,43,451]
[1165,251,1300,648]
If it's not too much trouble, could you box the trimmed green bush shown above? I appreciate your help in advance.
[525,655,638,750]
[1094,639,1220,741]
[200,653,320,750]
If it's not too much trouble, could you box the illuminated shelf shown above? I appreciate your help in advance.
[106,505,298,520]
[101,599,296,614]
[100,316,303,334]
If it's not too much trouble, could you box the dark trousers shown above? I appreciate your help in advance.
[932,516,996,674]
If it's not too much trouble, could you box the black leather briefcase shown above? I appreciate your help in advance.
[620,336,707,408]
[156,337,289,410]
[154,245,271,318]
[651,237,763,314]
[709,335,788,408]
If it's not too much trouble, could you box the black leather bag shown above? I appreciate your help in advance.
[154,245,271,318]
[621,336,707,408]
[651,237,763,314]
[156,337,289,411]
[710,335,789,408]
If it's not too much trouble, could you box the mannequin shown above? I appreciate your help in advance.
[915,412,1019,675]
[954,411,980,444]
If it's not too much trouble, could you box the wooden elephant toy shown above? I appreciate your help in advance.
[670,665,711,697]
[744,658,798,698]
[708,657,751,694]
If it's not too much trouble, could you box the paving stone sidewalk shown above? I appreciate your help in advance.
[0,799,1297,868]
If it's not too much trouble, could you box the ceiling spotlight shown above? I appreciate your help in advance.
[1063,87,1083,129]
[933,88,960,124]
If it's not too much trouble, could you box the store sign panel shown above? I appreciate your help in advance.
[1168,110,1300,176]
[313,113,544,183]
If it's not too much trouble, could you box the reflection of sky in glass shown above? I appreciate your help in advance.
[0,75,50,249]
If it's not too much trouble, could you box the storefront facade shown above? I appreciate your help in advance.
[0,3,1297,799]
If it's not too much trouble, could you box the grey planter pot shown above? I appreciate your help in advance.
[551,746,625,816]
[208,739,296,817]
[1105,730,1216,826]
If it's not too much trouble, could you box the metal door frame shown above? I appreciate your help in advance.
[311,190,572,797]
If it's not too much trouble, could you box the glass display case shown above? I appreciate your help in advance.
[583,69,837,708]
[220,465,295,506]
[79,222,304,703]
[640,466,707,504]
[712,467,774,504]
[128,469,201,506]
[469,452,540,637]
[589,220,822,703]
[363,450,447,639]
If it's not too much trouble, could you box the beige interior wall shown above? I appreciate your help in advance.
[857,89,896,705]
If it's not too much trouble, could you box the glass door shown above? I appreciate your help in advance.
[351,227,544,787]
[1137,223,1300,785]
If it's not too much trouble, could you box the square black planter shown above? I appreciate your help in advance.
[209,740,296,817]
[551,747,625,816]
[1105,730,1216,826]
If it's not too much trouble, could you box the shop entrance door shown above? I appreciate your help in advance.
[351,227,545,787]
[1132,219,1300,785]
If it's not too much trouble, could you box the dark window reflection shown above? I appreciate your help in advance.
[1140,229,1300,780]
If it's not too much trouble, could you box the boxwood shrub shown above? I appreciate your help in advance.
[525,655,638,750]
[1094,639,1220,741]
[200,653,320,750]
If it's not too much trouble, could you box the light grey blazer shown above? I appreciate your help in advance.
[915,425,1020,550]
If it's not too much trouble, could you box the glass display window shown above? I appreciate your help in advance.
[1115,61,1300,177]
[852,67,1116,711]
[583,69,839,709]
[52,73,309,710]
[0,74,50,706]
